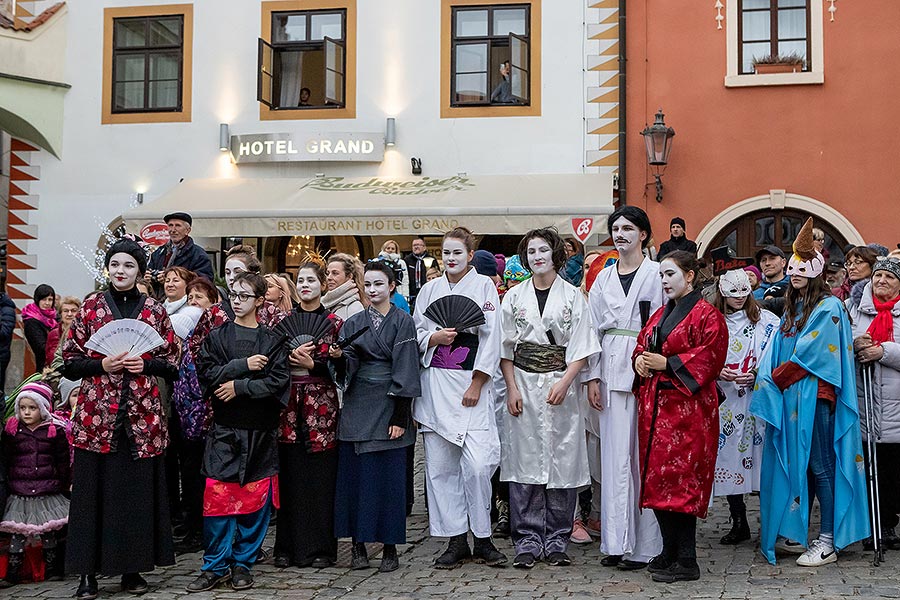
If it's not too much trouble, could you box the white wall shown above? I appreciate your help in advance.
[33,0,587,294]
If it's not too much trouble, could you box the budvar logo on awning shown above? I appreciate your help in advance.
[231,132,385,164]
[302,176,476,196]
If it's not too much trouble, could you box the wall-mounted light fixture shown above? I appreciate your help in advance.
[410,157,422,175]
[136,192,144,204]
[640,109,675,202]
[219,123,230,152]
[385,117,396,146]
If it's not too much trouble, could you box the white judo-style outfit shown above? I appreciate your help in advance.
[589,257,664,562]
[713,308,779,496]
[413,268,502,538]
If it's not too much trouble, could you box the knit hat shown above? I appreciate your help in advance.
[786,218,825,278]
[670,217,686,229]
[504,255,531,283]
[105,237,148,275]
[472,250,498,277]
[57,378,82,409]
[873,257,900,282]
[743,265,762,282]
[7,381,65,434]
[494,254,506,277]
[867,243,890,258]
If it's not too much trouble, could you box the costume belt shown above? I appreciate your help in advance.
[357,360,392,381]
[513,342,567,373]
[605,328,639,338]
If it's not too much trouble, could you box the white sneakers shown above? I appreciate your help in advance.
[796,538,838,567]
[774,537,805,555]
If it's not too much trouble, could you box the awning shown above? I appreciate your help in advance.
[124,174,614,239]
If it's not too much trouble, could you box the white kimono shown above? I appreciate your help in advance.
[714,308,779,496]
[499,277,599,489]
[588,256,664,561]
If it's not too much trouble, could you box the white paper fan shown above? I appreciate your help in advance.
[85,319,165,358]
[170,306,204,340]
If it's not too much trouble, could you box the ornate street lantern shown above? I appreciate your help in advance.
[640,108,675,202]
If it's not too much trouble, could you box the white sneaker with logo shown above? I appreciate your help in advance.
[796,538,837,567]
[774,537,806,555]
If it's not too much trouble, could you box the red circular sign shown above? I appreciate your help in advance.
[140,222,170,246]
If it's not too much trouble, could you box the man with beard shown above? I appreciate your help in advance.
[588,206,664,570]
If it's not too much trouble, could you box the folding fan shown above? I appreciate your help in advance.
[273,312,334,349]
[424,295,486,331]
[84,318,165,358]
[170,306,204,340]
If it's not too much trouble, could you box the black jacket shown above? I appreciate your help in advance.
[658,236,698,260]
[23,318,50,372]
[403,252,437,298]
[0,294,16,363]
[148,236,214,283]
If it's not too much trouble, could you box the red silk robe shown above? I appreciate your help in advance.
[632,291,728,518]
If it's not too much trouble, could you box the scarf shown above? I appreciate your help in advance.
[22,302,58,329]
[164,296,188,315]
[867,293,900,344]
[322,279,361,310]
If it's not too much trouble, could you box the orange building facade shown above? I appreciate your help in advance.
[623,0,899,260]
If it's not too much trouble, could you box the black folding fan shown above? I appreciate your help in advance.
[424,295,486,330]
[273,312,333,349]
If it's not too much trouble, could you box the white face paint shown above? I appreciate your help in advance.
[442,239,470,277]
[224,258,247,292]
[611,217,645,254]
[296,268,322,302]
[660,258,692,300]
[526,238,555,275]
[364,270,394,306]
[108,252,140,291]
[229,280,260,319]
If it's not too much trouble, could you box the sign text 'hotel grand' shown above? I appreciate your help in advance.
[231,132,385,164]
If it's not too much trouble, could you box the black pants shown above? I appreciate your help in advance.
[653,510,697,566]
[727,494,746,515]
[180,439,206,534]
[867,442,900,529]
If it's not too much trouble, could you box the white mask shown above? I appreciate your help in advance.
[611,217,644,254]
[224,258,246,292]
[296,269,322,302]
[718,269,752,298]
[442,239,469,276]
[526,238,554,275]
[108,252,140,291]
[364,270,393,305]
[660,258,692,300]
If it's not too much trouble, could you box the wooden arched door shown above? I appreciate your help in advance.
[707,209,849,263]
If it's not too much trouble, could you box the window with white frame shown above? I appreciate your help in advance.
[739,0,810,74]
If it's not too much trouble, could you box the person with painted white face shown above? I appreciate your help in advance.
[329,261,421,574]
[499,229,600,569]
[751,218,869,568]
[708,260,779,547]
[191,272,290,593]
[633,251,729,583]
[587,206,664,569]
[274,263,343,570]
[62,237,180,599]
[413,227,507,569]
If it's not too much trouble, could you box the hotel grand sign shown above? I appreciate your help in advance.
[230,132,385,164]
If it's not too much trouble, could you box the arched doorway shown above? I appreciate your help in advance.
[708,208,849,263]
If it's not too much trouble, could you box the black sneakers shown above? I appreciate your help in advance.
[121,573,148,595]
[512,552,537,569]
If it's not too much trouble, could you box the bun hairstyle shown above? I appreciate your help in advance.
[296,262,326,286]
[225,244,261,274]
[443,227,477,252]
[518,227,567,273]
[364,260,397,290]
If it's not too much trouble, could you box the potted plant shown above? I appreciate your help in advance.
[752,52,805,74]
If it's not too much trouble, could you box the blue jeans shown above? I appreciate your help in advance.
[202,494,272,575]
[808,400,836,536]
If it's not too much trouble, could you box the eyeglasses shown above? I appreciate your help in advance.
[844,260,867,268]
[228,292,258,302]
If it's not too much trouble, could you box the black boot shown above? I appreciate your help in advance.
[0,552,23,587]
[434,533,471,569]
[75,574,99,600]
[350,542,370,570]
[379,544,399,573]
[472,536,507,566]
[493,500,510,538]
[720,510,751,545]
[43,547,64,581]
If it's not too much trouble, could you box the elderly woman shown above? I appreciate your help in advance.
[835,246,877,307]
[850,257,900,550]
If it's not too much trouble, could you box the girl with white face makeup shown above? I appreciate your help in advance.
[498,228,601,569]
[274,263,343,570]
[632,250,729,583]
[63,238,179,598]
[413,227,507,569]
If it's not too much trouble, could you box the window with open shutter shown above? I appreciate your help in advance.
[324,37,345,106]
[257,38,276,108]
[508,32,529,103]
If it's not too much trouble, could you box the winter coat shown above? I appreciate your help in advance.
[2,419,71,496]
[147,236,214,296]
[23,317,50,372]
[0,293,16,363]
[849,282,900,443]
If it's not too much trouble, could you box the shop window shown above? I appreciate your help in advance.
[259,1,356,121]
[258,10,346,110]
[441,0,541,118]
[738,0,810,74]
[102,4,193,124]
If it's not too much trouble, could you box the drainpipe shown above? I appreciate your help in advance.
[617,0,627,205]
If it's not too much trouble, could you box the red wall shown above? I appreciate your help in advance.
[625,1,900,248]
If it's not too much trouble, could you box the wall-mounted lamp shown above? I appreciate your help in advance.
[219,123,230,152]
[411,157,422,175]
[385,117,396,146]
[640,108,675,202]
[136,192,144,204]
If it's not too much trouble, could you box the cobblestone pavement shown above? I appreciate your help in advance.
[7,441,900,600]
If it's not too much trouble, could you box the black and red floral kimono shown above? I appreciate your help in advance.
[273,306,343,567]
[633,289,729,518]
[62,287,179,577]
